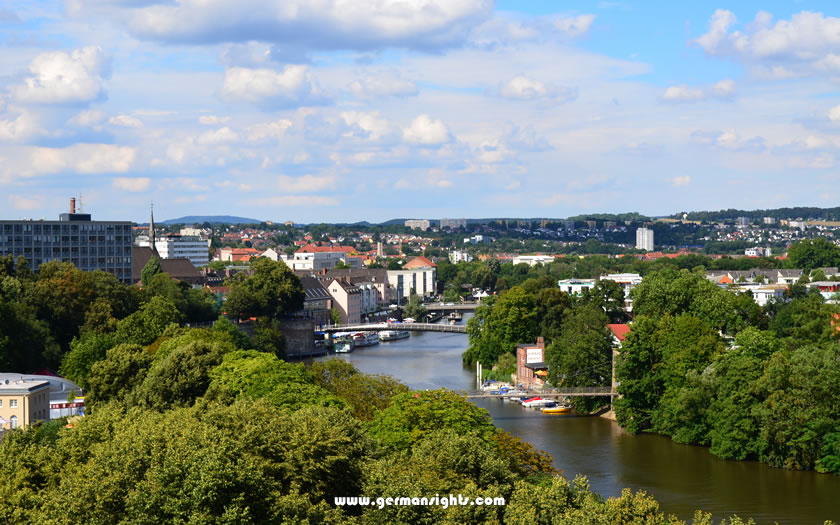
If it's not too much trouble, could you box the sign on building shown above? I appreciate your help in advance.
[526,347,543,364]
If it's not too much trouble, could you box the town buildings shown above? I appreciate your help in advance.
[281,245,361,271]
[449,250,474,263]
[136,233,209,267]
[440,218,467,229]
[388,256,437,302]
[405,219,431,231]
[635,227,654,251]
[0,201,133,282]
[515,337,547,388]
[512,255,555,266]
[0,378,50,430]
[557,278,596,295]
[326,279,362,324]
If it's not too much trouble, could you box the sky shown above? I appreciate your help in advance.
[2,1,840,223]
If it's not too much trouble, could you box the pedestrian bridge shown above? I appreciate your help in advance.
[317,322,467,334]
[423,302,480,312]
[464,386,616,398]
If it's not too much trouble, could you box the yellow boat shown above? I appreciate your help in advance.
[542,405,572,414]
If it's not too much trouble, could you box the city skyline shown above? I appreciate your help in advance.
[2,2,840,222]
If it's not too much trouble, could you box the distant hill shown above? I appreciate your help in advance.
[160,215,262,225]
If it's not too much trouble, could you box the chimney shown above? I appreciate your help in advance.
[537,336,544,348]
[70,197,76,214]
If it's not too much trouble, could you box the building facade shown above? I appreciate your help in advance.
[449,250,473,263]
[405,219,431,231]
[515,337,547,388]
[137,234,209,267]
[635,227,654,251]
[512,255,555,266]
[0,208,133,282]
[326,279,362,324]
[0,379,51,430]
[440,218,467,229]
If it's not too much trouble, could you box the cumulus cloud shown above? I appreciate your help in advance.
[14,144,137,176]
[197,126,239,145]
[341,111,393,141]
[829,105,840,121]
[691,129,766,152]
[551,14,596,38]
[275,174,336,193]
[220,65,328,108]
[402,115,451,145]
[695,10,840,78]
[7,194,42,210]
[497,75,576,103]
[670,175,691,187]
[112,177,151,192]
[470,13,595,48]
[199,115,231,125]
[662,79,735,102]
[349,72,418,100]
[0,111,38,141]
[12,47,110,105]
[108,115,144,128]
[94,0,493,51]
[69,109,108,127]
[247,120,292,141]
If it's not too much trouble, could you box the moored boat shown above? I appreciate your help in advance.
[334,337,354,353]
[379,329,410,342]
[542,404,573,414]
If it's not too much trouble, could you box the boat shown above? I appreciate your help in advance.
[380,330,410,342]
[542,405,573,414]
[520,397,543,408]
[333,337,355,354]
[353,332,380,347]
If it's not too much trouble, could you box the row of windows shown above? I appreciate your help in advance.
[0,399,16,408]
[1,246,131,255]
[1,223,130,233]
[0,236,131,243]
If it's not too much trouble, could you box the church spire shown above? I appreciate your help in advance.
[150,202,158,256]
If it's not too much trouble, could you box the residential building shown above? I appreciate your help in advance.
[463,235,486,244]
[259,248,281,261]
[285,245,360,271]
[763,217,776,225]
[807,281,840,301]
[388,266,437,302]
[564,220,575,230]
[356,282,378,316]
[326,279,362,324]
[512,255,555,267]
[179,227,204,236]
[403,255,435,270]
[449,250,473,263]
[298,276,333,326]
[515,337,547,388]
[736,216,750,228]
[405,219,430,231]
[440,218,467,229]
[218,247,260,262]
[0,200,133,282]
[776,269,804,285]
[751,285,788,306]
[586,220,597,231]
[137,233,209,267]
[744,246,771,257]
[601,273,642,310]
[608,324,631,393]
[0,377,51,430]
[635,227,654,251]
[557,278,596,295]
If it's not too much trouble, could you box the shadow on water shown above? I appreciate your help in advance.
[312,324,840,525]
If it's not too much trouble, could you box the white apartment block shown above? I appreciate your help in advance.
[635,227,654,251]
[512,255,555,266]
[137,235,209,267]
[387,267,437,301]
[280,252,361,272]
[449,250,474,263]
[405,219,430,231]
[440,218,467,229]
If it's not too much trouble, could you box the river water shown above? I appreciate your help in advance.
[316,328,840,524]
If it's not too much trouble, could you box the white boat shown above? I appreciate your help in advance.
[521,397,555,408]
[380,330,410,342]
[352,332,380,347]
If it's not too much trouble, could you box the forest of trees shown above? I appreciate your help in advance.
[0,253,787,523]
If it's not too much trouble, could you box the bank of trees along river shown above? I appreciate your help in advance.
[0,252,838,522]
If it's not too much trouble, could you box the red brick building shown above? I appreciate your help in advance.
[516,337,547,388]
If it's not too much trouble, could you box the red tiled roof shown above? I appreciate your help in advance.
[297,244,356,253]
[608,324,631,342]
[403,255,436,268]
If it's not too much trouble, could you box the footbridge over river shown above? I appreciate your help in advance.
[318,322,467,334]
[464,386,617,399]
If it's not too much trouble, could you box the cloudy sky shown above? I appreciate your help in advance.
[2,1,840,223]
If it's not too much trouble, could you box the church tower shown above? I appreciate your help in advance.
[150,203,159,256]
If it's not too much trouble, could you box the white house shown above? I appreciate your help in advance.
[513,255,555,266]
[557,278,596,295]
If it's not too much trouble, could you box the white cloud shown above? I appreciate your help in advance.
[341,111,392,141]
[12,47,109,105]
[695,10,840,78]
[220,65,328,108]
[0,111,38,141]
[402,114,450,145]
[197,126,239,145]
[247,120,292,142]
[7,194,42,210]
[107,0,494,51]
[498,75,576,102]
[199,115,231,125]
[108,115,144,128]
[551,14,596,38]
[275,174,336,193]
[16,144,137,176]
[349,73,418,100]
[829,105,840,121]
[470,13,595,47]
[69,109,108,127]
[662,79,735,102]
[252,195,339,206]
[112,177,151,192]
[670,175,691,187]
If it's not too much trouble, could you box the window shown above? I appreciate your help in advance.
[0,399,2,407]
[9,416,16,429]
[10,399,17,408]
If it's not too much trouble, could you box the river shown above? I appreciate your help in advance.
[316,328,840,524]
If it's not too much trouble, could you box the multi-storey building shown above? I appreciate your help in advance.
[405,219,430,231]
[136,233,209,267]
[0,201,133,282]
[440,218,467,229]
[449,250,474,263]
[635,227,654,251]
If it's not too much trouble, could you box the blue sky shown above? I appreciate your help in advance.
[1,1,840,223]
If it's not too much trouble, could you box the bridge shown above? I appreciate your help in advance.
[464,386,616,398]
[317,322,466,334]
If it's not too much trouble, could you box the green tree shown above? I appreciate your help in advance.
[141,255,162,287]
[224,258,305,319]
[787,238,840,270]
[330,307,343,325]
[59,332,115,389]
[86,344,153,407]
[403,290,427,321]
[114,296,181,346]
[251,316,287,358]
